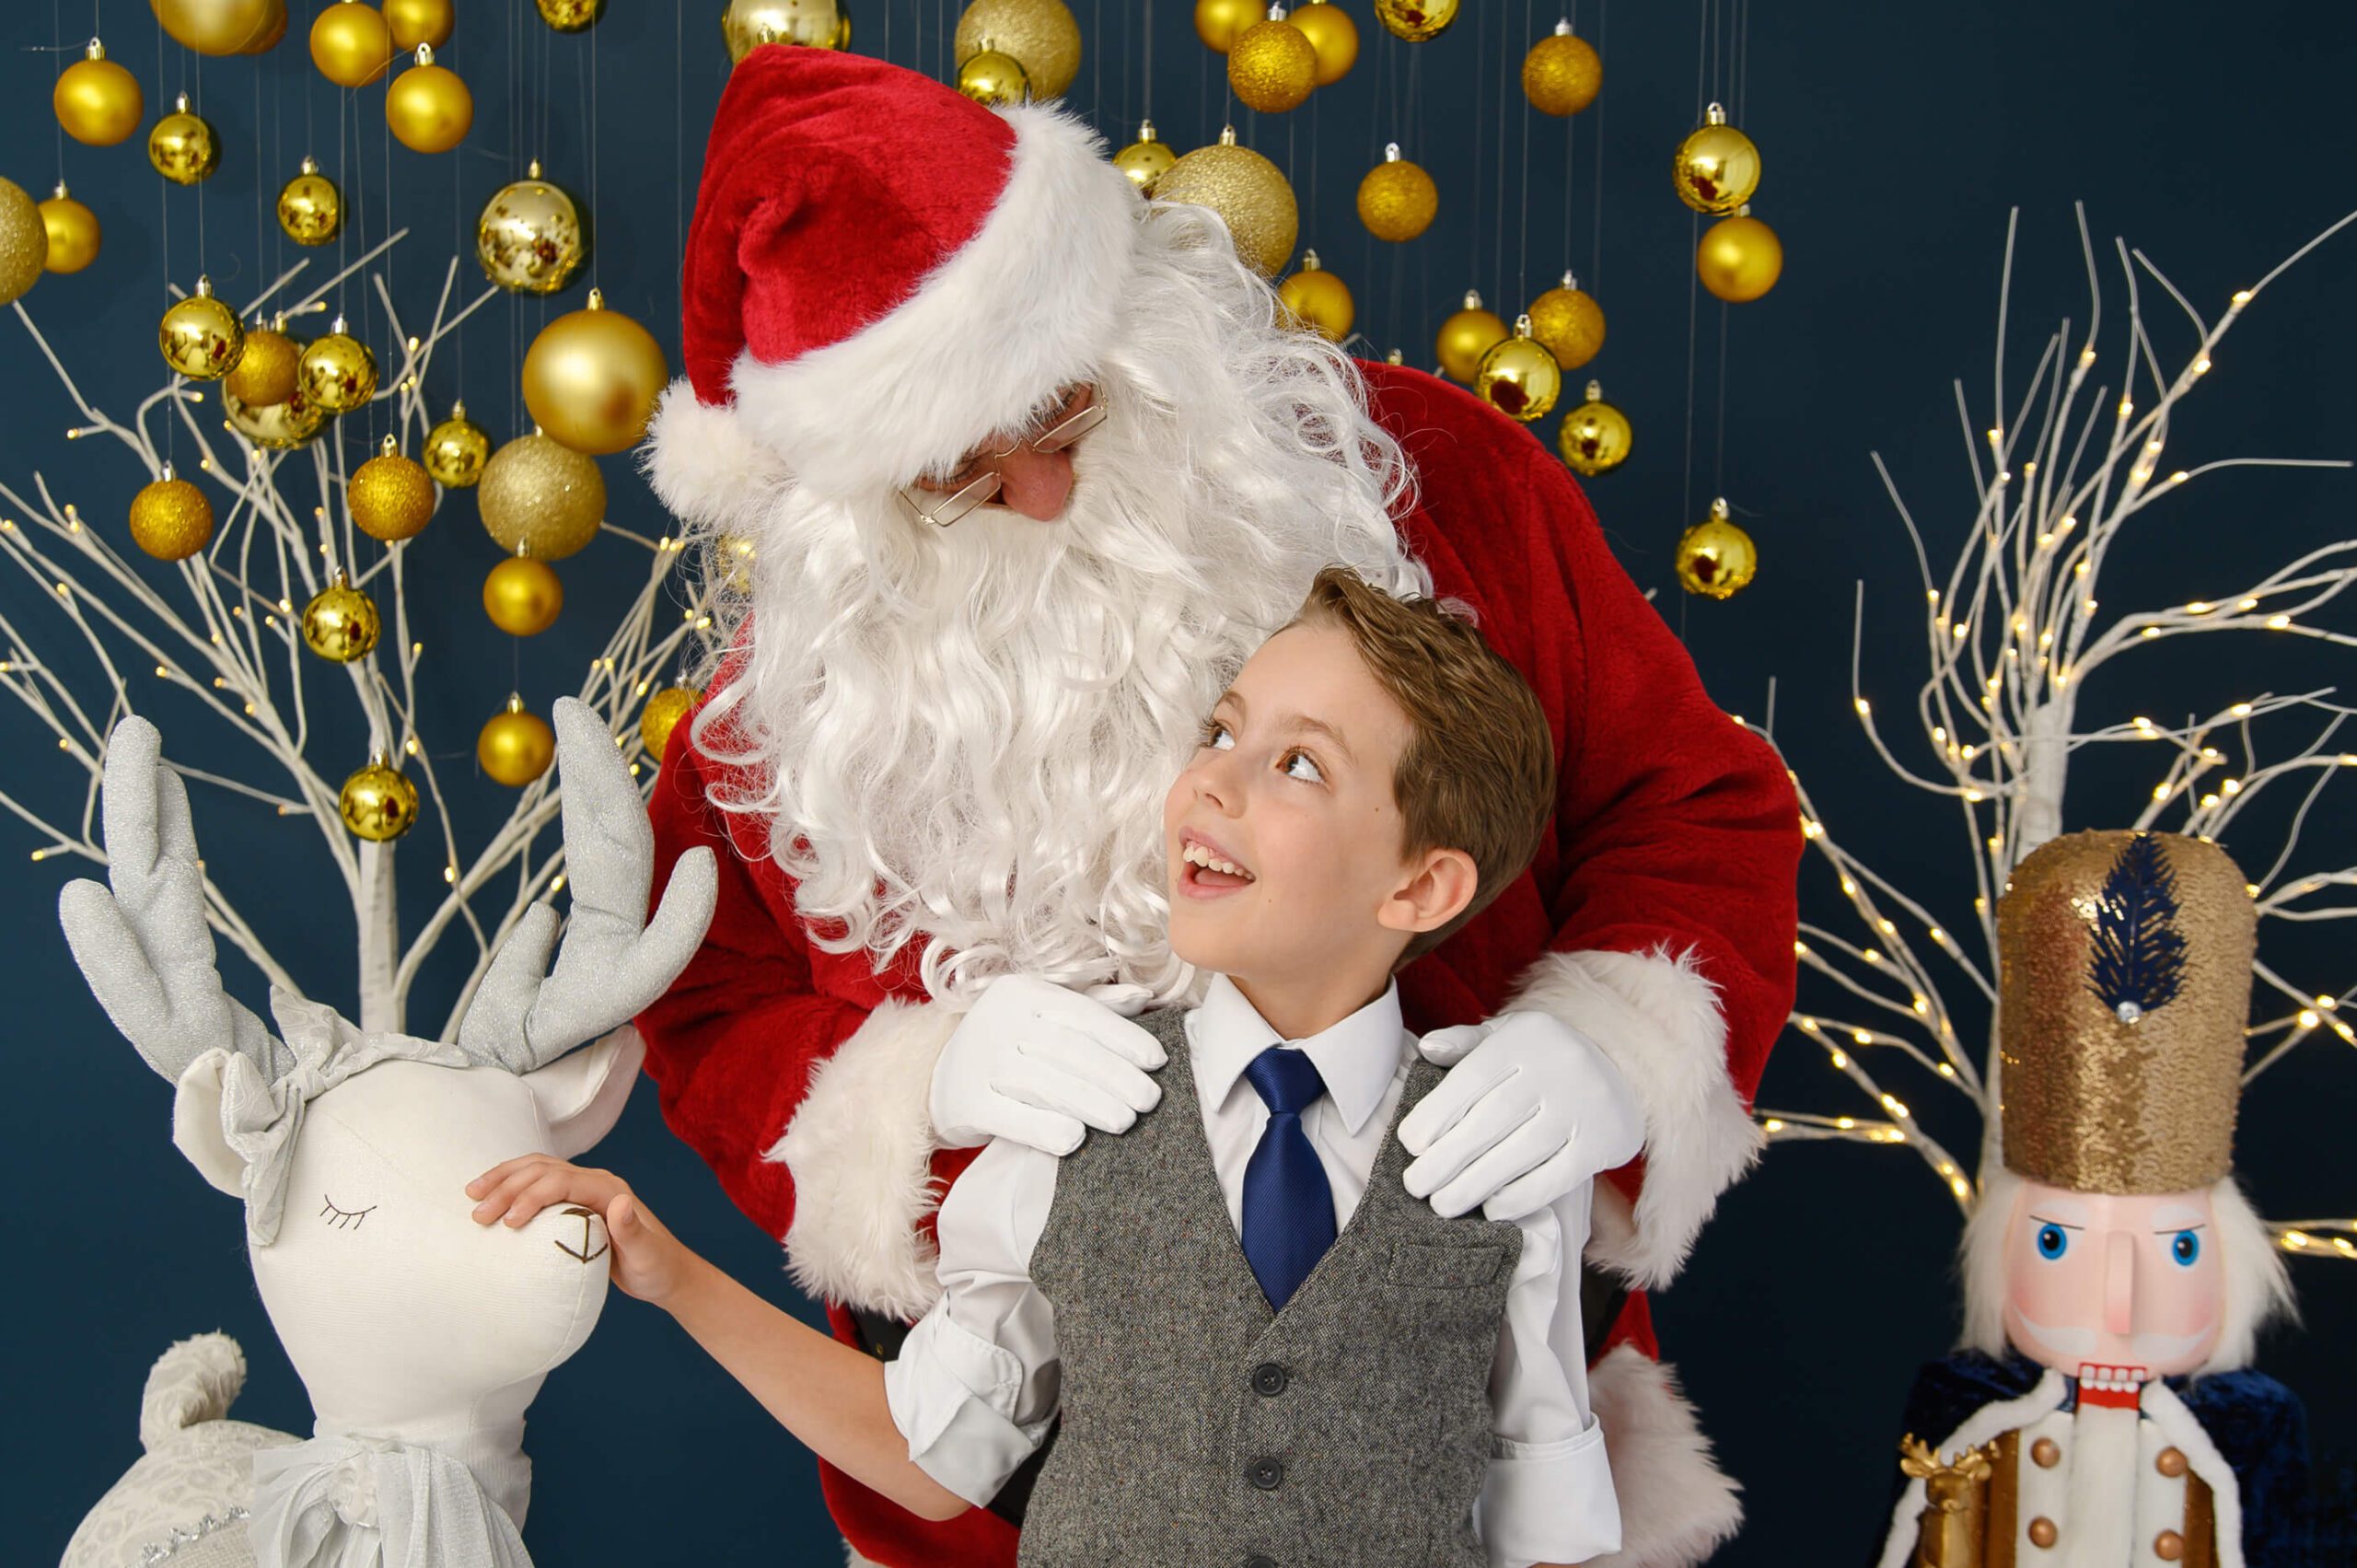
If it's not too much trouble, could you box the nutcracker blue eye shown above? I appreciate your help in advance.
[2036,1223,2069,1260]
[2170,1229,2200,1267]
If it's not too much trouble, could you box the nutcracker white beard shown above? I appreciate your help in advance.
[694,203,1426,1005]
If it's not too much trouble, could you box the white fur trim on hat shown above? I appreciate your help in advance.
[638,377,793,532]
[1507,947,1762,1290]
[1585,1345,1746,1568]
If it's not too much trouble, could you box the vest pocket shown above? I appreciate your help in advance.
[1386,1241,1510,1289]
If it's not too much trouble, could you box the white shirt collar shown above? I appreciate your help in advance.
[1189,974,1407,1138]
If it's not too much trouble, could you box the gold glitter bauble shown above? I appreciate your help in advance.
[386,46,472,153]
[480,435,605,562]
[339,756,419,842]
[723,0,852,62]
[1558,379,1631,475]
[298,321,377,412]
[224,323,300,405]
[153,0,281,54]
[348,436,435,542]
[1113,121,1177,194]
[1476,318,1562,423]
[277,158,343,246]
[640,685,700,761]
[1355,144,1436,242]
[522,289,671,456]
[1227,15,1318,114]
[536,0,605,31]
[955,0,1081,99]
[0,180,49,305]
[129,470,215,562]
[382,0,455,50]
[1523,23,1601,115]
[1277,250,1353,343]
[1194,0,1259,51]
[482,554,564,635]
[1674,498,1757,598]
[956,48,1030,106]
[55,42,145,146]
[300,573,381,662]
[424,401,493,487]
[1673,104,1760,215]
[1154,128,1297,278]
[148,97,221,185]
[477,164,586,295]
[1434,290,1507,384]
[1527,273,1604,371]
[39,187,100,275]
[1286,0,1357,85]
[1371,0,1456,42]
[223,382,327,449]
[310,2,395,87]
[478,700,556,787]
[159,279,246,380]
[1697,211,1782,303]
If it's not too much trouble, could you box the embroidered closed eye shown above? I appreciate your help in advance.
[319,1196,377,1230]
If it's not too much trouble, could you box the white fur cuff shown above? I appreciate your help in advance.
[1586,1345,1745,1568]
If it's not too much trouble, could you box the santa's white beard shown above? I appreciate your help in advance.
[691,202,1425,1005]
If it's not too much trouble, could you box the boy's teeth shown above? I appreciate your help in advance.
[1182,842,1253,879]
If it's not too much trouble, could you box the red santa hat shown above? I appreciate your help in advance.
[641,47,1141,520]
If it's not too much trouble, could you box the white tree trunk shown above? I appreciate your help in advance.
[356,842,401,1034]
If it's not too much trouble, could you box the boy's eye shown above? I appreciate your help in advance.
[1283,749,1323,784]
[1201,719,1235,750]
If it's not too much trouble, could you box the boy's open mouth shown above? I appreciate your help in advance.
[1179,830,1256,892]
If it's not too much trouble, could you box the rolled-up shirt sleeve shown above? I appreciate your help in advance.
[881,1136,1063,1508]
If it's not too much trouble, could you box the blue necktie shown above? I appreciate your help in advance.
[1239,1046,1336,1311]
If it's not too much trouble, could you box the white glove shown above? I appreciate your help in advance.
[929,975,1167,1155]
[1399,1010,1645,1222]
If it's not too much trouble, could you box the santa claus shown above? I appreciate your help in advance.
[633,46,1800,1568]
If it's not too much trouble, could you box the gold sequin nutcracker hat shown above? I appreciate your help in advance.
[1996,830,2256,1194]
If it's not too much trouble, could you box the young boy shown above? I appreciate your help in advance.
[469,567,1620,1565]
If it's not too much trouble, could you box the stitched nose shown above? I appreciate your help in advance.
[552,1205,608,1265]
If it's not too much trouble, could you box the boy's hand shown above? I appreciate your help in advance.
[468,1156,702,1306]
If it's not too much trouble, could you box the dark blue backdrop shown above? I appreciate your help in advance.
[8,3,2352,1562]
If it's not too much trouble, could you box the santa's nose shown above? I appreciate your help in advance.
[994,446,1075,521]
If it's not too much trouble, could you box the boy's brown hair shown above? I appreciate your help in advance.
[1288,566,1557,965]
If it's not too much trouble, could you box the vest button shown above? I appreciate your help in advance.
[1245,1557,1279,1568]
[2154,1446,2188,1477]
[1251,1362,1289,1397]
[2030,1437,2061,1469]
[2027,1516,2059,1549]
[1248,1457,1285,1491]
[2154,1530,2186,1561]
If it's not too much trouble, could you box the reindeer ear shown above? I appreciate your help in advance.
[171,1050,249,1198]
[524,1024,645,1156]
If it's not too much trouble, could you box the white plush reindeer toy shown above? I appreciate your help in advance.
[59,700,716,1568]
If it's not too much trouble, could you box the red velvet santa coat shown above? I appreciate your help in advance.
[637,361,1802,1567]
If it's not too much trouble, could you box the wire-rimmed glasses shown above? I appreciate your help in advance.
[893,386,1109,528]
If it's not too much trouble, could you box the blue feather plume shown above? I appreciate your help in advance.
[2086,833,2188,1016]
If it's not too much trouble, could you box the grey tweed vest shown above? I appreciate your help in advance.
[1019,1005,1523,1568]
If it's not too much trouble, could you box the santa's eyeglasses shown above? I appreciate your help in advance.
[894,385,1109,529]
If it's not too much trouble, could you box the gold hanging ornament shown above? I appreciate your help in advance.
[478,697,557,787]
[1672,102,1760,215]
[956,45,1030,106]
[55,39,145,147]
[1476,315,1562,423]
[536,0,606,31]
[1356,142,1436,242]
[478,162,586,295]
[1113,120,1177,194]
[482,552,564,635]
[425,401,493,487]
[1277,250,1353,343]
[159,277,246,380]
[277,157,343,246]
[386,44,472,153]
[1675,496,1758,598]
[1194,0,1260,52]
[224,317,300,405]
[1558,379,1631,475]
[1527,272,1604,370]
[1434,290,1508,384]
[1522,19,1601,115]
[955,0,1080,99]
[241,0,289,54]
[0,180,48,305]
[309,2,395,87]
[298,317,377,412]
[723,0,853,63]
[640,685,702,761]
[1228,6,1318,114]
[153,0,282,55]
[1371,0,1457,42]
[129,464,215,562]
[383,0,456,50]
[480,434,606,561]
[1697,206,1782,303]
[223,383,326,449]
[40,184,99,275]
[1154,126,1297,278]
[339,753,419,842]
[148,94,221,185]
[300,571,380,662]
[522,288,671,456]
[1286,0,1358,85]
[349,436,435,542]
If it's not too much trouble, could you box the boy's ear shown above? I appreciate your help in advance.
[1377,847,1480,938]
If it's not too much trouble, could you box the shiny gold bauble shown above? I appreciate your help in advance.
[1356,144,1436,242]
[349,436,436,541]
[1558,379,1631,475]
[536,0,605,29]
[300,573,381,662]
[1527,273,1604,370]
[222,322,298,405]
[55,42,145,146]
[148,97,221,185]
[1371,0,1456,42]
[240,0,290,53]
[298,320,377,412]
[1523,23,1601,115]
[1277,250,1353,343]
[723,0,853,61]
[424,402,493,488]
[152,0,281,54]
[277,157,343,246]
[1675,498,1757,598]
[1697,211,1782,303]
[1154,128,1297,278]
[477,164,586,295]
[1475,317,1562,423]
[310,2,395,87]
[956,48,1030,106]
[159,279,246,380]
[1113,121,1177,194]
[1228,14,1318,113]
[0,180,49,305]
[640,685,700,761]
[129,469,215,562]
[478,700,556,787]
[39,187,100,275]
[1194,0,1260,51]
[522,289,670,456]
[223,383,327,449]
[1434,290,1508,384]
[955,0,1081,99]
[480,435,606,562]
[482,554,564,635]
[1673,104,1760,215]
[382,0,455,50]
[386,45,472,153]
[1286,0,1358,85]
[339,756,419,842]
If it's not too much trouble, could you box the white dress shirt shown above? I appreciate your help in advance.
[885,976,1621,1567]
